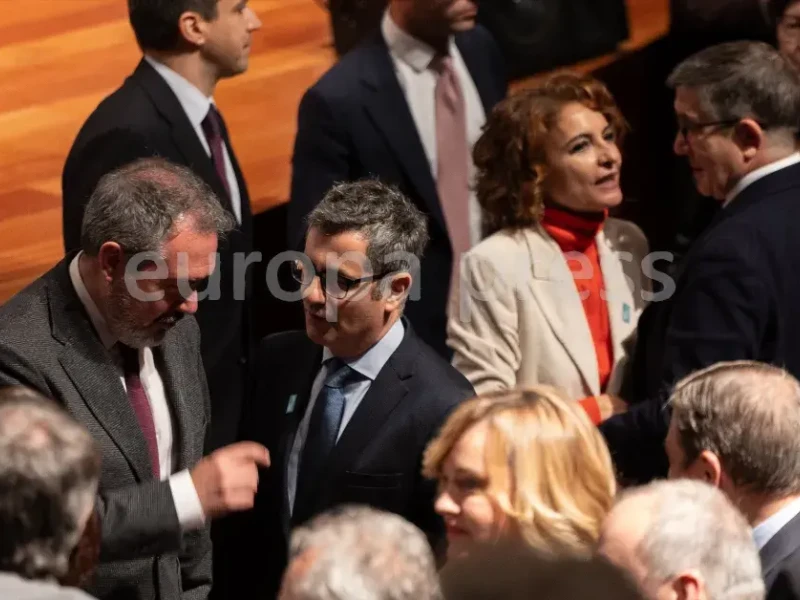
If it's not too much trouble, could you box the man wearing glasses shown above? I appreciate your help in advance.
[233,179,474,598]
[601,40,800,484]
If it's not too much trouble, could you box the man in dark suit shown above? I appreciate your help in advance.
[601,40,800,483]
[288,0,507,357]
[0,159,269,600]
[62,0,262,452]
[665,361,800,600]
[239,180,474,597]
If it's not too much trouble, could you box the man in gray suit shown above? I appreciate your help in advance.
[0,385,100,600]
[0,158,270,600]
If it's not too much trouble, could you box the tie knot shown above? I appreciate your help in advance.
[430,53,454,74]
[202,105,222,137]
[323,358,359,389]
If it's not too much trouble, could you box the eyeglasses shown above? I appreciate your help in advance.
[290,259,391,300]
[676,118,743,139]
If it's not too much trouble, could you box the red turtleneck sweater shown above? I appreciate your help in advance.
[540,205,614,424]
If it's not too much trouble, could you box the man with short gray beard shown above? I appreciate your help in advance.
[0,157,270,600]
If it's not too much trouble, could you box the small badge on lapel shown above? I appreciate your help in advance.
[622,303,631,324]
[286,394,298,414]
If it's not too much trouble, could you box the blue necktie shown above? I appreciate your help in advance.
[295,358,358,514]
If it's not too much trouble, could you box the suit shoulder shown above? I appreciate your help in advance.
[466,229,531,263]
[303,40,379,102]
[0,276,51,341]
[410,336,475,404]
[257,330,314,361]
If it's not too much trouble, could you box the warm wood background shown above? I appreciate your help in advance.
[0,0,669,303]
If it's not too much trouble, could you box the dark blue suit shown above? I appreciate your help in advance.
[287,27,507,357]
[602,160,800,483]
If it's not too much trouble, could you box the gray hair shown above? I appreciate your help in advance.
[280,505,442,600]
[306,179,429,278]
[80,157,236,256]
[619,480,764,600]
[667,40,800,135]
[669,360,800,497]
[0,386,101,581]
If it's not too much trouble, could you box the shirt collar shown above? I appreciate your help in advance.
[68,252,117,349]
[724,152,800,208]
[144,55,214,129]
[381,10,455,73]
[752,496,800,551]
[322,318,405,381]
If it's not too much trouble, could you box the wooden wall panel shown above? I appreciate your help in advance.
[0,0,668,303]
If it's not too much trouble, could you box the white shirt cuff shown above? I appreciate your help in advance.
[169,469,206,532]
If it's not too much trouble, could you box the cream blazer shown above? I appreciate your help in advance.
[447,218,650,400]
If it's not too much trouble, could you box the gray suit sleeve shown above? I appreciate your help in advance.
[0,347,184,561]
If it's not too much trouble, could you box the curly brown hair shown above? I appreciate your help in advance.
[473,73,629,236]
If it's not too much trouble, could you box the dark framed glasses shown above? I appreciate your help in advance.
[290,259,392,300]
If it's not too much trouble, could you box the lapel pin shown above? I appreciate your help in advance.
[622,303,631,324]
[286,394,297,414]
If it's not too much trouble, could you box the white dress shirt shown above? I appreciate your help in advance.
[287,319,405,513]
[753,496,800,551]
[144,55,243,224]
[724,151,800,208]
[381,12,485,247]
[69,253,205,532]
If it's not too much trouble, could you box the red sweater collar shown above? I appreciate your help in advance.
[541,205,607,252]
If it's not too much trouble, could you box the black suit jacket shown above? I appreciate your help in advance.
[602,161,800,483]
[287,28,507,357]
[0,256,211,600]
[62,58,253,451]
[762,510,800,600]
[237,322,474,597]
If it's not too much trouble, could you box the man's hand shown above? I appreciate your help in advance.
[596,394,629,421]
[191,442,270,519]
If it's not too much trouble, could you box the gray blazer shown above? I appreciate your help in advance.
[0,256,211,600]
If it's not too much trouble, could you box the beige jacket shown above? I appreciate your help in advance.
[447,218,650,400]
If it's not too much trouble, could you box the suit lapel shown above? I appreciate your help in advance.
[525,227,600,395]
[597,230,637,370]
[132,59,234,214]
[48,267,152,481]
[154,340,192,471]
[280,348,323,529]
[455,33,497,115]
[359,35,446,233]
[324,327,414,482]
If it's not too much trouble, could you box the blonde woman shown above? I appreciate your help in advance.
[423,387,616,561]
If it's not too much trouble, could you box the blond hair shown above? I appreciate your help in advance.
[423,387,616,556]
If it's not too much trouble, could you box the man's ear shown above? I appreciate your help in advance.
[733,118,764,162]
[670,570,704,600]
[177,10,211,48]
[96,243,125,284]
[695,450,724,488]
[383,272,412,311]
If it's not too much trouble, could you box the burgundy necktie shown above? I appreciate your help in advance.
[119,345,160,480]
[432,54,471,293]
[201,104,231,199]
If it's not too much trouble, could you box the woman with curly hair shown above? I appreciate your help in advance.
[423,387,617,561]
[447,72,650,423]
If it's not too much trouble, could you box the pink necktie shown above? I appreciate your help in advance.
[119,345,160,480]
[433,55,471,292]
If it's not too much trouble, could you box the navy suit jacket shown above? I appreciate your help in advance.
[61,59,253,451]
[762,510,800,600]
[233,321,474,597]
[602,161,800,483]
[287,27,507,357]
